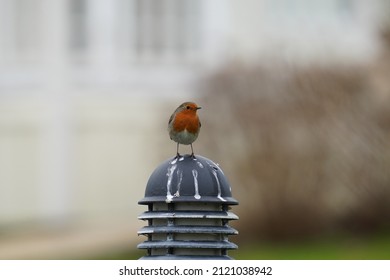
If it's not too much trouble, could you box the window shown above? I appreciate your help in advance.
[0,0,43,62]
[264,0,355,24]
[69,0,89,53]
[120,0,202,62]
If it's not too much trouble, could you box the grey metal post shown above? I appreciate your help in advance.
[137,155,239,260]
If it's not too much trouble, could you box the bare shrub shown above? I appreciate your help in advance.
[199,60,390,241]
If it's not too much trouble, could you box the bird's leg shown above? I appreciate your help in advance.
[175,142,181,158]
[190,144,196,158]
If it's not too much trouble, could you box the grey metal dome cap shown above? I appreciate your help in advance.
[139,155,238,205]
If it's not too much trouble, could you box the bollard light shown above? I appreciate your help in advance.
[137,155,239,260]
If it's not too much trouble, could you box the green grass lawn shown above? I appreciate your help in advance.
[230,233,390,260]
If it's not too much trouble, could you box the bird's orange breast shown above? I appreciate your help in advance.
[173,111,200,134]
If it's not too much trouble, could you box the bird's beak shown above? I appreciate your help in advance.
[197,106,202,110]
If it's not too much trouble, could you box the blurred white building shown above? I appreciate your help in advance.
[0,0,388,258]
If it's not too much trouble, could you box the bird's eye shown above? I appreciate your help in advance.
[186,106,191,109]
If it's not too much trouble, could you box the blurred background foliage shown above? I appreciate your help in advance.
[199,29,390,247]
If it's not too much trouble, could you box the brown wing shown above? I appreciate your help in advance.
[168,113,174,126]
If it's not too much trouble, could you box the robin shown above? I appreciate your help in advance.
[168,102,201,158]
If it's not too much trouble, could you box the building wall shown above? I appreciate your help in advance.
[226,0,383,64]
